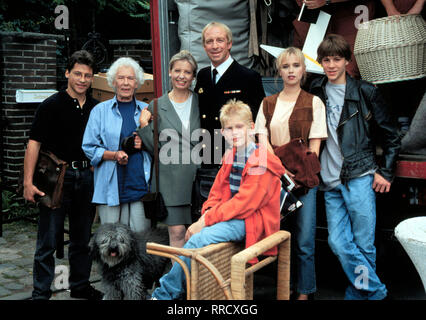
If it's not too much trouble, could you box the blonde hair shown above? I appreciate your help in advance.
[169,50,198,76]
[219,99,253,128]
[202,21,233,44]
[276,47,307,85]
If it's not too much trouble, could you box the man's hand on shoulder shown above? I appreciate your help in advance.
[372,172,391,193]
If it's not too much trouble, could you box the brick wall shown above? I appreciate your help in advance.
[0,32,64,187]
[109,39,152,74]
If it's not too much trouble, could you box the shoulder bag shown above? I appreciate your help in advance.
[17,150,68,209]
[141,98,168,223]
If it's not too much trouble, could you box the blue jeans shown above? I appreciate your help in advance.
[291,186,317,295]
[152,219,246,300]
[324,174,387,300]
[32,168,95,299]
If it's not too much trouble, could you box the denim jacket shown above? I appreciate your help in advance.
[82,96,152,206]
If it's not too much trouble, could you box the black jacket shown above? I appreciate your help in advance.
[310,74,400,183]
[194,60,265,135]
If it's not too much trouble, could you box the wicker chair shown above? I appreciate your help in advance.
[146,230,291,300]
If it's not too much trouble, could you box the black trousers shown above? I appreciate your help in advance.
[32,168,95,299]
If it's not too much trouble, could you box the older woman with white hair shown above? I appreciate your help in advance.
[82,57,152,232]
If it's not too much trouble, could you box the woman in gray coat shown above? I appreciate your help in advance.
[137,50,200,248]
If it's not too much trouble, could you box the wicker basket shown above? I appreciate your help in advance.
[354,14,426,84]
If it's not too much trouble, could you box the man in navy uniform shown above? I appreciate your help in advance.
[195,21,265,166]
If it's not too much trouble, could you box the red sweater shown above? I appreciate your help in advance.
[202,145,286,263]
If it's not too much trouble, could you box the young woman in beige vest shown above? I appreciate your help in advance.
[255,47,327,300]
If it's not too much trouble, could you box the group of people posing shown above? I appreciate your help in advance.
[23,21,400,301]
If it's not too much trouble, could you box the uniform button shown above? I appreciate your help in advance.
[202,144,206,148]
[215,147,219,150]
[202,129,206,134]
[215,117,218,121]
[215,131,218,134]
[202,114,206,119]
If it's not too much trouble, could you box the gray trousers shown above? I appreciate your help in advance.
[97,201,150,232]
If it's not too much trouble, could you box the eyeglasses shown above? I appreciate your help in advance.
[116,76,136,82]
[71,71,93,80]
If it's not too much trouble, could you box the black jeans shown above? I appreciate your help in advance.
[32,168,95,299]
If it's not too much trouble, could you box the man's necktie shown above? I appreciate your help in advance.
[212,68,218,86]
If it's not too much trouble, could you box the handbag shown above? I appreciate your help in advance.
[141,98,168,222]
[17,150,68,209]
[274,138,321,191]
[191,167,219,221]
[121,134,139,155]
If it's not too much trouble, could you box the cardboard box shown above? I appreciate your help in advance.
[91,72,154,103]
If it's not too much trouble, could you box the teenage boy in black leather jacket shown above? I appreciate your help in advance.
[310,34,400,300]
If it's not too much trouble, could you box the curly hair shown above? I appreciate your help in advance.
[106,57,145,89]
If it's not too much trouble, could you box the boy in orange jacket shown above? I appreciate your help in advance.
[150,99,285,300]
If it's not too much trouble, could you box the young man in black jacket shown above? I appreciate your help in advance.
[310,34,400,300]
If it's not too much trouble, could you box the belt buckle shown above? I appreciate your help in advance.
[71,161,78,170]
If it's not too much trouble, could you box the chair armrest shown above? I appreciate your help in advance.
[231,231,290,265]
[146,242,197,257]
[146,242,234,300]
[230,231,291,300]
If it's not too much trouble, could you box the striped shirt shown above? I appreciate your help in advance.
[229,142,258,197]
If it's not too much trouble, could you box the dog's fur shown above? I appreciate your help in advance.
[89,223,169,300]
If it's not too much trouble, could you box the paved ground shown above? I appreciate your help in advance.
[0,219,425,301]
[0,219,102,300]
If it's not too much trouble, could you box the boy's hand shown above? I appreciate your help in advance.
[185,215,206,242]
[372,172,391,193]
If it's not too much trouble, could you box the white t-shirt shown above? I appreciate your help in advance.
[254,95,328,147]
[319,82,345,190]
[170,93,193,129]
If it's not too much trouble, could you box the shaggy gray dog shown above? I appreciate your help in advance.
[89,223,169,300]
